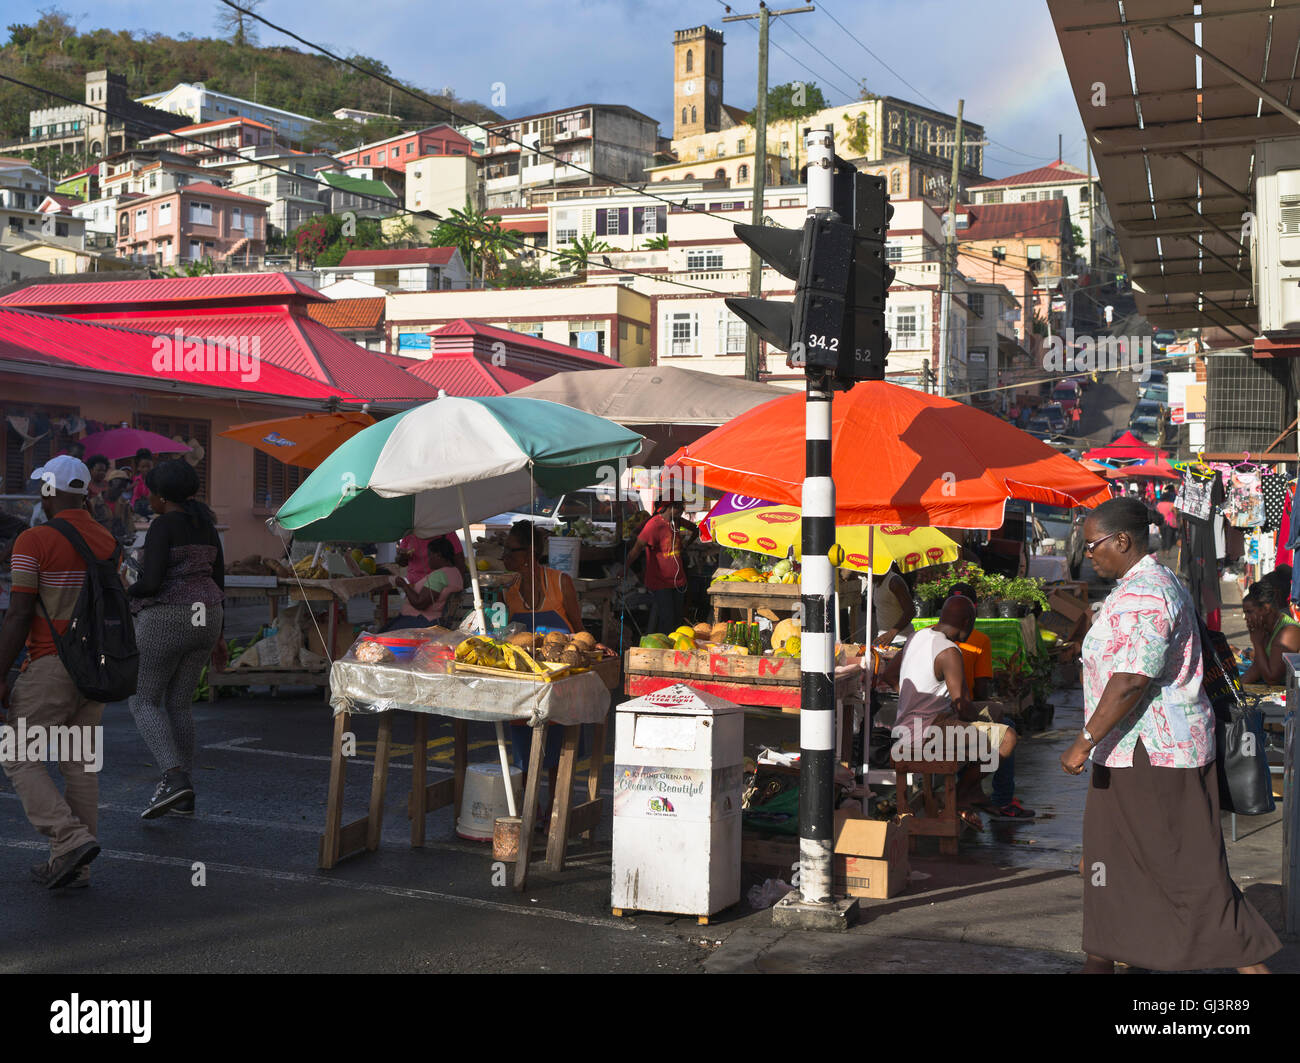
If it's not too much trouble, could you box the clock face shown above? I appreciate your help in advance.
[682,80,697,96]
[707,80,719,97]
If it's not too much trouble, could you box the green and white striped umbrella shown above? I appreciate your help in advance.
[275,395,645,542]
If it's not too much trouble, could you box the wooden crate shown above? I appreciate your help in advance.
[626,646,802,684]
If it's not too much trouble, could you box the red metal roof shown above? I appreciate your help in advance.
[0,307,351,400]
[497,218,547,234]
[430,319,622,367]
[163,181,269,204]
[398,351,538,396]
[968,162,1088,190]
[305,297,385,330]
[39,193,83,210]
[151,116,275,135]
[958,201,1069,242]
[338,247,458,267]
[0,274,438,403]
[0,273,326,309]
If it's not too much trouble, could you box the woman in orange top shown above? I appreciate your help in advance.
[502,520,582,633]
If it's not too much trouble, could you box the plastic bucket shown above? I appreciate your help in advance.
[547,536,581,579]
[455,763,524,841]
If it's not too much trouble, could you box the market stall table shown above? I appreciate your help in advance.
[322,659,612,890]
[209,574,394,698]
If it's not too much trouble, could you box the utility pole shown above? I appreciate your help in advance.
[936,99,963,398]
[724,3,815,381]
[1085,137,1093,274]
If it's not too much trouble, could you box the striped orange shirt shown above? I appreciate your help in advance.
[10,508,119,663]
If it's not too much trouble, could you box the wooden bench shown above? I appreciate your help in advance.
[891,758,963,855]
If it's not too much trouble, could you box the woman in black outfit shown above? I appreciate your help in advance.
[127,460,225,819]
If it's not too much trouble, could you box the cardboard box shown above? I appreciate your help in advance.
[1049,590,1088,625]
[831,809,909,899]
[1038,610,1084,640]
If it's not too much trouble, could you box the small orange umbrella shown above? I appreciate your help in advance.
[220,411,375,469]
[667,381,1110,529]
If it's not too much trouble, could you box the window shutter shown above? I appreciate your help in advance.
[617,208,628,234]
[655,206,666,233]
[595,209,607,236]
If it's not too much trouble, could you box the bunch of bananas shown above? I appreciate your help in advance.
[292,556,329,580]
[454,636,561,679]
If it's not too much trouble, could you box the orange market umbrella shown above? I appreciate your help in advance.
[220,411,375,469]
[666,381,1111,529]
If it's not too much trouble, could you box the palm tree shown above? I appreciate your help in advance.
[429,201,523,287]
[557,232,614,276]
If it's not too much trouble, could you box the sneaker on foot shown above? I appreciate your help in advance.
[170,791,194,815]
[29,862,88,889]
[40,841,99,889]
[142,771,194,820]
[989,798,1037,820]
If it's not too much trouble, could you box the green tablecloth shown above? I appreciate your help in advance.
[912,616,1044,666]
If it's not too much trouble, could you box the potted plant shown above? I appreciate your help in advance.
[999,575,1050,618]
[912,573,954,617]
[974,572,1008,616]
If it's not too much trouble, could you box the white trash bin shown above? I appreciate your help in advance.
[611,684,744,920]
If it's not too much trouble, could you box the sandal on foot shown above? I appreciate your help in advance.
[957,808,984,832]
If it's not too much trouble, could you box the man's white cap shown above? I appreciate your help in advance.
[31,455,92,495]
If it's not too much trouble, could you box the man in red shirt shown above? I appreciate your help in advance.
[627,499,696,632]
[0,456,118,890]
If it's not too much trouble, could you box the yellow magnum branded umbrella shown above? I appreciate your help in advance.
[704,503,960,575]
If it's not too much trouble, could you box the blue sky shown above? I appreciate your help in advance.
[81,0,1085,178]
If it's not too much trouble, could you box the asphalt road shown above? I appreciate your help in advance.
[0,690,707,974]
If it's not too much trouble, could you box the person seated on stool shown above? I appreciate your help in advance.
[502,520,584,825]
[387,538,464,632]
[890,596,1018,832]
[949,581,1035,821]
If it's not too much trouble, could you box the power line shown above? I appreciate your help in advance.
[214,0,742,226]
[775,19,860,103]
[815,0,1058,165]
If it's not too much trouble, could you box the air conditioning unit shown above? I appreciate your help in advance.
[1254,136,1300,332]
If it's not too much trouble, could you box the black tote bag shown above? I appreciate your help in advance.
[1195,613,1276,816]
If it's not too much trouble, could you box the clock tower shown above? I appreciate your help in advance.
[673,26,724,140]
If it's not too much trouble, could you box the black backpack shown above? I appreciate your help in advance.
[35,517,139,703]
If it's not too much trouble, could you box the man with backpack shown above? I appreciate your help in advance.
[0,456,127,890]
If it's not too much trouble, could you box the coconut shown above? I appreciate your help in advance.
[543,630,568,647]
[559,646,585,667]
[507,632,535,648]
[571,630,596,650]
[541,642,567,663]
[709,623,729,644]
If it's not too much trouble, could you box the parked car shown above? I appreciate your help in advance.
[1139,382,1169,405]
[1128,423,1162,446]
[1051,379,1081,413]
[1144,369,1167,387]
[1040,402,1067,434]
[1129,400,1165,432]
[1027,416,1054,436]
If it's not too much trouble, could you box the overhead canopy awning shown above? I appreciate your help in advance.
[511,365,784,426]
[1047,0,1300,346]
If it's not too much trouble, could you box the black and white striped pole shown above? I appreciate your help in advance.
[794,128,838,907]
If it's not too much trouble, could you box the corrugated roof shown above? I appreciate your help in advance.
[305,297,385,330]
[400,351,538,396]
[0,307,351,400]
[968,161,1088,190]
[338,247,457,267]
[295,315,441,400]
[0,273,326,309]
[958,201,1069,243]
[431,319,621,366]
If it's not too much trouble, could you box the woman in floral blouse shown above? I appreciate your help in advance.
[1061,497,1279,973]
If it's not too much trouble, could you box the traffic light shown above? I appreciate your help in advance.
[726,158,894,385]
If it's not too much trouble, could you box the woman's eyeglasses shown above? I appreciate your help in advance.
[1084,531,1119,554]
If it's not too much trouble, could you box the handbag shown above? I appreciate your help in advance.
[1194,612,1276,815]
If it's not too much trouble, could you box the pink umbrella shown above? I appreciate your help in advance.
[78,428,191,462]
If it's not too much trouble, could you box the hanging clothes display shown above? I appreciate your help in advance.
[1182,467,1225,622]
[1280,481,1296,569]
[1261,471,1288,531]
[1224,465,1265,528]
